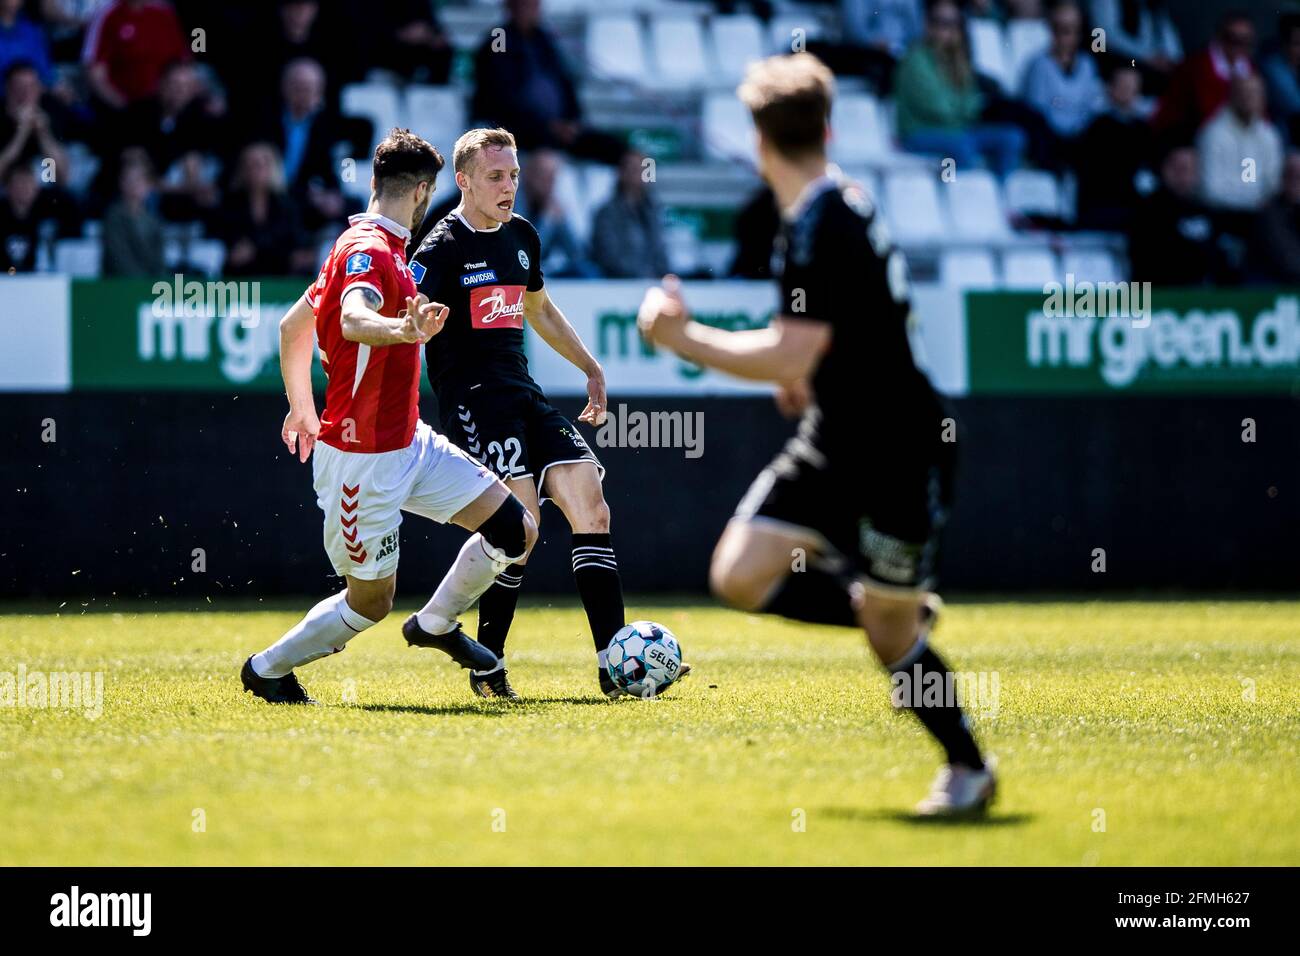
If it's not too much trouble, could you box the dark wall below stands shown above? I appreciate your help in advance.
[2,392,1296,601]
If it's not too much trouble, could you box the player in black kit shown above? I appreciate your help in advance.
[638,55,994,816]
[411,128,687,700]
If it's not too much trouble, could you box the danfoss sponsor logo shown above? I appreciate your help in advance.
[471,285,526,328]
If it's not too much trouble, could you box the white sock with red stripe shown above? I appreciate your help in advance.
[251,591,376,678]
[417,532,510,635]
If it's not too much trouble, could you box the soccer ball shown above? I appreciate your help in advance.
[606,621,683,698]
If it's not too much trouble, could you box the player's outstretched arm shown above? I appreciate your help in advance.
[638,278,830,383]
[339,287,446,346]
[523,288,607,425]
[280,294,319,463]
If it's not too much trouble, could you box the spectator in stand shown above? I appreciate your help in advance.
[1020,0,1105,157]
[0,160,60,271]
[1198,73,1283,214]
[1076,63,1155,230]
[217,142,309,277]
[1261,13,1300,145]
[101,155,164,275]
[0,60,69,182]
[1088,0,1182,94]
[471,0,626,164]
[125,60,223,174]
[1129,146,1227,287]
[369,0,453,85]
[590,149,669,279]
[0,0,54,86]
[82,0,188,110]
[816,0,923,93]
[254,57,347,232]
[1153,11,1256,144]
[512,149,594,278]
[895,0,1025,176]
[1252,151,1300,283]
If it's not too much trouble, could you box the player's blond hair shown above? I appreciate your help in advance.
[452,128,518,175]
[737,54,835,159]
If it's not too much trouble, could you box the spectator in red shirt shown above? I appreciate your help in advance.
[82,0,188,109]
[1153,10,1256,145]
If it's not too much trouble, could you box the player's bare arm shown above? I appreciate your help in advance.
[340,287,448,346]
[638,278,829,383]
[280,293,319,463]
[523,287,608,426]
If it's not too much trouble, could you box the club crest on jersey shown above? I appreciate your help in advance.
[409,260,426,283]
[345,252,372,276]
[470,285,526,330]
[461,269,497,287]
[517,249,530,270]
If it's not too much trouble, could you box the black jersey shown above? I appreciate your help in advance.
[776,175,946,457]
[410,210,545,394]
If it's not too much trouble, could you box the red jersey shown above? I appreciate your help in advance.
[306,213,421,454]
[82,1,189,103]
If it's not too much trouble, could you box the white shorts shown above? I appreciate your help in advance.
[312,420,498,580]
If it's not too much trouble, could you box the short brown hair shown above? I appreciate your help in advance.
[453,127,517,175]
[372,128,444,196]
[737,54,834,159]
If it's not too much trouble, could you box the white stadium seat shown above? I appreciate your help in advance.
[405,85,466,157]
[1004,169,1061,218]
[968,18,1010,90]
[767,15,822,55]
[188,239,226,278]
[940,250,999,290]
[945,169,1009,240]
[1062,249,1125,284]
[54,238,101,277]
[702,92,757,164]
[586,14,649,84]
[830,93,891,163]
[650,14,709,88]
[710,14,765,85]
[884,169,945,243]
[1002,249,1060,288]
[1006,18,1051,91]
[341,83,401,151]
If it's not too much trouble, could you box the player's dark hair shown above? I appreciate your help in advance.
[737,54,834,160]
[372,128,443,198]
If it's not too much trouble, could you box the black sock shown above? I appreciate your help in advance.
[571,532,625,653]
[476,567,524,658]
[761,568,857,627]
[890,644,984,769]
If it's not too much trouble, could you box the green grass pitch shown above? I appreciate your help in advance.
[1,599,1297,866]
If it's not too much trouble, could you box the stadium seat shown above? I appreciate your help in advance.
[1004,169,1061,219]
[650,14,709,88]
[586,14,649,84]
[1002,248,1060,288]
[829,93,891,163]
[188,239,226,278]
[405,85,466,157]
[579,163,617,243]
[709,14,765,86]
[884,169,945,243]
[340,158,372,203]
[1062,249,1125,284]
[766,15,823,55]
[940,250,999,289]
[54,238,101,277]
[1006,18,1051,91]
[968,18,1010,90]
[945,169,1009,240]
[702,93,757,164]
[341,83,401,152]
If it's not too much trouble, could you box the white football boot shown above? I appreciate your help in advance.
[915,756,998,817]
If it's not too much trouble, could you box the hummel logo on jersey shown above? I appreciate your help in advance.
[463,261,487,269]
[461,269,498,287]
[345,252,372,275]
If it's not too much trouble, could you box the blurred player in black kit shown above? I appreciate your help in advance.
[638,55,994,816]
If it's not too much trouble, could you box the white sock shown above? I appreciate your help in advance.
[471,658,506,678]
[251,591,376,678]
[417,532,513,634]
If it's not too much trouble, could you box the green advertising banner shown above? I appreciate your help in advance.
[967,288,1300,394]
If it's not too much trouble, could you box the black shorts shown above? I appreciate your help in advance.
[734,431,955,594]
[438,383,603,496]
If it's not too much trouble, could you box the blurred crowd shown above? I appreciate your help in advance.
[0,0,1298,286]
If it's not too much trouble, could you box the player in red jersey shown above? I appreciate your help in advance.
[241,130,537,704]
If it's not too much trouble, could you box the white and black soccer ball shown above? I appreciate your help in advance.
[605,621,683,699]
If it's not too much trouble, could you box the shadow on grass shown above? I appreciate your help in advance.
[357,695,622,716]
[821,806,1033,827]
